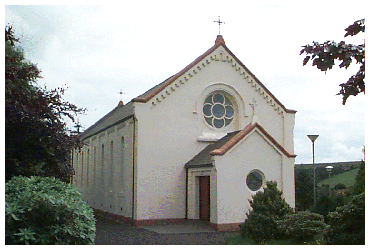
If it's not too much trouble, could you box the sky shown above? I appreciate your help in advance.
[5,1,366,164]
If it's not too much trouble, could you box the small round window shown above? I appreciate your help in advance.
[246,170,264,191]
[203,93,234,129]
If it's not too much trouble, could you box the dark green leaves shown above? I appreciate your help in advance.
[5,25,85,182]
[5,176,96,245]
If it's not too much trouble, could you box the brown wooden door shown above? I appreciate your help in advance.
[199,176,210,221]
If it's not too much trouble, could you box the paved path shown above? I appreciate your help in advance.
[94,215,238,245]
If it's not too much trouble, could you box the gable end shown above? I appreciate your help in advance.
[132,36,296,116]
[210,122,296,158]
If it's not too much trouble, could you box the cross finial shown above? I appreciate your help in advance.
[118,89,124,101]
[214,16,225,35]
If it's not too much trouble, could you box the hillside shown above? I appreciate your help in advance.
[318,167,359,188]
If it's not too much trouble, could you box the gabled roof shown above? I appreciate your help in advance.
[132,36,226,103]
[185,130,240,168]
[185,122,296,168]
[132,35,296,114]
[210,122,296,158]
[79,101,134,141]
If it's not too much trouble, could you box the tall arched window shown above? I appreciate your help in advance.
[86,149,90,187]
[93,146,96,188]
[101,144,105,190]
[81,151,84,188]
[110,141,114,191]
[121,137,125,184]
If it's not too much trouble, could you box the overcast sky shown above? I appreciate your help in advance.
[5,2,366,164]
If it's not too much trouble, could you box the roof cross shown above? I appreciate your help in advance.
[118,89,124,101]
[214,16,225,35]
[249,98,258,121]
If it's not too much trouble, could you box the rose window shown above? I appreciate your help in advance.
[203,93,234,128]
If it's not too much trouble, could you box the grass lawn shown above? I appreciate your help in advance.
[226,233,326,245]
[318,167,359,188]
[225,235,253,245]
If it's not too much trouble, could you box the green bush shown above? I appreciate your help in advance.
[334,183,347,190]
[277,211,328,244]
[240,181,293,243]
[5,176,96,244]
[313,185,345,216]
[325,192,365,245]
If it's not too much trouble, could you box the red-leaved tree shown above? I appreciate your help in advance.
[5,25,85,182]
[300,19,365,104]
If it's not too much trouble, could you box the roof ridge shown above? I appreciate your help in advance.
[210,122,296,158]
[131,36,296,115]
[132,36,225,103]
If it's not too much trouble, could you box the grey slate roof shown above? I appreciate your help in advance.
[80,101,134,141]
[185,131,240,168]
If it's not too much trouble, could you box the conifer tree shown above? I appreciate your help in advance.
[240,181,293,243]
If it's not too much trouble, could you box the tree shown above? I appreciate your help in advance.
[295,168,314,211]
[5,25,85,182]
[300,19,365,104]
[326,192,365,245]
[352,160,365,196]
[240,181,293,243]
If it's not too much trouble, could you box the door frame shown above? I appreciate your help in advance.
[186,167,215,221]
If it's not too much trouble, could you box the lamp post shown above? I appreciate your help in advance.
[325,166,333,198]
[307,135,319,207]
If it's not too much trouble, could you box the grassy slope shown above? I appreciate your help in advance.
[318,168,359,188]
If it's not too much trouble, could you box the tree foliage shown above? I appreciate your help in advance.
[325,192,365,245]
[352,160,365,196]
[295,168,314,211]
[300,19,365,104]
[277,211,328,244]
[240,181,293,243]
[5,25,85,182]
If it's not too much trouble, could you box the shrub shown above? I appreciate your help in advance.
[277,211,329,244]
[325,192,365,245]
[334,183,347,190]
[240,181,293,243]
[313,185,345,216]
[5,176,96,244]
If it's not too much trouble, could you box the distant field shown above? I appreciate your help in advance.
[318,168,359,188]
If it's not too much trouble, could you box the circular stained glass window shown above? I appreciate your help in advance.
[203,93,234,128]
[246,170,264,191]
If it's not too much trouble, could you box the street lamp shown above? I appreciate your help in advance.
[325,166,333,198]
[307,135,319,207]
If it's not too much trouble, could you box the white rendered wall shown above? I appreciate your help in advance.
[214,130,288,225]
[72,117,134,219]
[133,46,294,220]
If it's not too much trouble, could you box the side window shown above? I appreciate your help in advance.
[246,170,265,191]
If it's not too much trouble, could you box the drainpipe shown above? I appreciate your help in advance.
[132,115,137,222]
[185,168,188,219]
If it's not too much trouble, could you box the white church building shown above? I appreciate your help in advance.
[72,35,297,231]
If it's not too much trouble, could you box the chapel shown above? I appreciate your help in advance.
[72,35,297,231]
